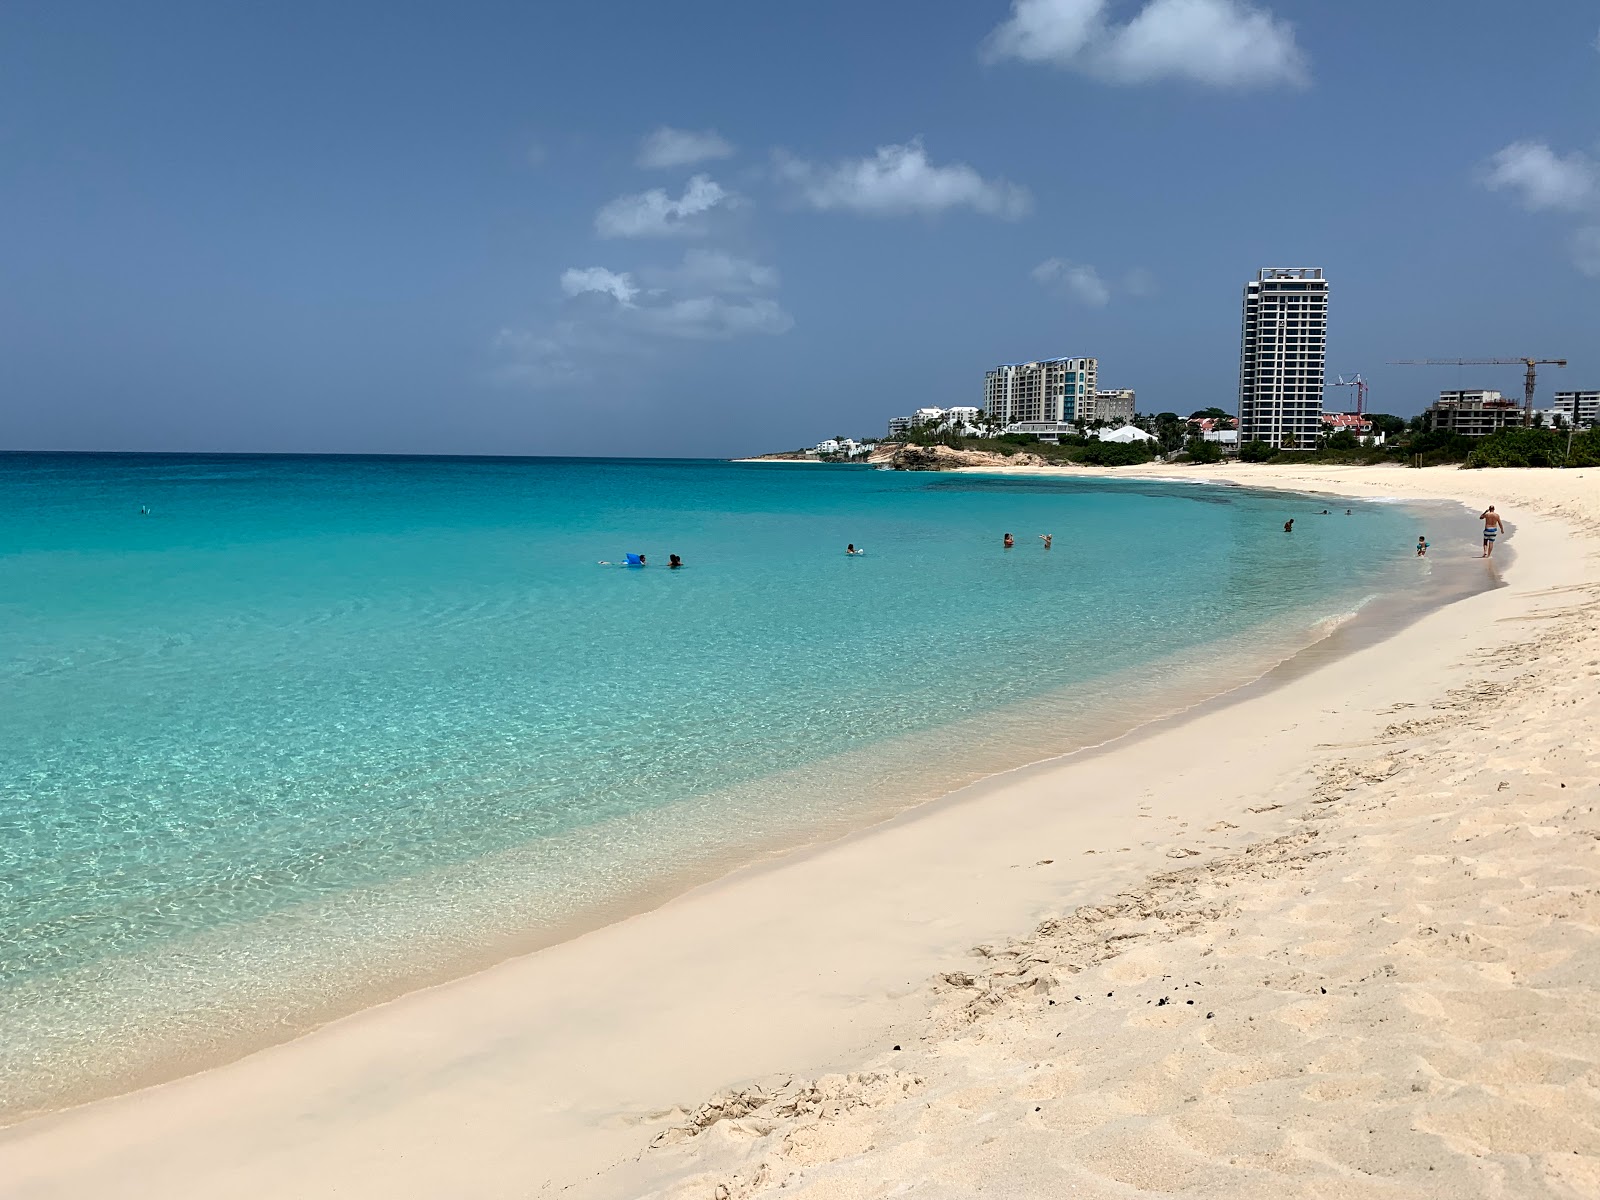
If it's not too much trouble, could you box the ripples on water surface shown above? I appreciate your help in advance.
[1,454,1444,1113]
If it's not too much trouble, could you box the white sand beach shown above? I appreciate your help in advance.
[3,465,1597,1199]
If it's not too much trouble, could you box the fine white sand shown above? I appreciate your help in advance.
[2,465,1596,1200]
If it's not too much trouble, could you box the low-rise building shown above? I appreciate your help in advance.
[1002,421,1077,442]
[815,438,864,457]
[888,406,984,438]
[1320,413,1387,445]
[1094,389,1136,425]
[1321,412,1371,434]
[1552,391,1600,428]
[1424,390,1526,438]
[1096,424,1156,444]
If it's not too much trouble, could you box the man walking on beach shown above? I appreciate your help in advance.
[1480,506,1504,558]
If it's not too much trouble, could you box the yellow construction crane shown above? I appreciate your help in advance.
[1389,358,1568,424]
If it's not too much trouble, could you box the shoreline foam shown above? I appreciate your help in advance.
[2,465,1595,1200]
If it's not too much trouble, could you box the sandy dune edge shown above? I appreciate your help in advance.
[615,467,1600,1199]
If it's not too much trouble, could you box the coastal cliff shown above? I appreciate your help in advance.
[885,444,1047,471]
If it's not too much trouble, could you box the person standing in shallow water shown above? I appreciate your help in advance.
[1039,534,1052,549]
[1283,519,1294,533]
[1480,506,1503,558]
[1003,533,1014,549]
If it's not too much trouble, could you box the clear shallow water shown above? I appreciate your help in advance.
[1,454,1441,1113]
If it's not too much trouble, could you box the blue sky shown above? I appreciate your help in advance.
[3,0,1597,456]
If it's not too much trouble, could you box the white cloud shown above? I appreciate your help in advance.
[775,139,1032,219]
[559,266,639,306]
[1480,138,1600,279]
[984,0,1103,63]
[983,0,1308,89]
[1032,258,1110,306]
[594,174,732,238]
[637,126,735,169]
[1482,141,1598,212]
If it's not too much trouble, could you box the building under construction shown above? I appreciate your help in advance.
[1423,390,1526,437]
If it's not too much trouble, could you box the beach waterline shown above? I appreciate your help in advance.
[0,456,1488,1119]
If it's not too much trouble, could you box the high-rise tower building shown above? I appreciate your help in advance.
[1237,268,1328,449]
[984,357,1098,426]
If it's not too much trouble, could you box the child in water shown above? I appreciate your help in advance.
[1416,535,1429,557]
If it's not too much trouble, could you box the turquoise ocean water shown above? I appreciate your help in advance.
[1,454,1454,1114]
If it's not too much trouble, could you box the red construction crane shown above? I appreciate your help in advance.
[1332,373,1368,417]
[1389,358,1568,423]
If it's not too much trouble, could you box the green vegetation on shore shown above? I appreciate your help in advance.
[1235,421,1600,470]
[880,410,1600,470]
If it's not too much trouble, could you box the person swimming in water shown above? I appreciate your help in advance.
[846,543,864,555]
[669,554,682,568]
[1003,533,1014,549]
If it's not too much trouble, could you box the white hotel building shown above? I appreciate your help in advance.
[1553,391,1600,428]
[983,357,1099,434]
[1237,268,1328,449]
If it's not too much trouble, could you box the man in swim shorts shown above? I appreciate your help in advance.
[1480,506,1503,558]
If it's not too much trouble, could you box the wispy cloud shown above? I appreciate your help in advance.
[643,249,780,295]
[1031,258,1110,307]
[1575,227,1600,278]
[983,0,1308,89]
[1482,141,1598,212]
[635,295,793,340]
[496,249,792,387]
[636,126,736,169]
[774,139,1031,220]
[1482,139,1600,278]
[594,175,733,238]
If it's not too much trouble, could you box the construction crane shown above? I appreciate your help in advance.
[1389,358,1568,424]
[1332,373,1368,417]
